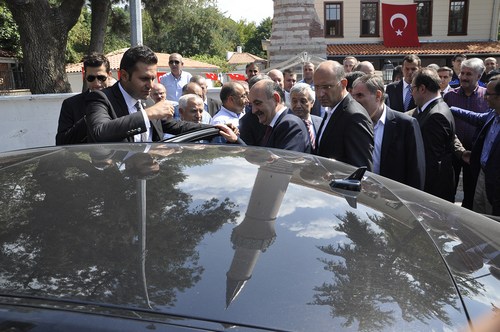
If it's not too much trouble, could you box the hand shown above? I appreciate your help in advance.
[146,100,174,120]
[462,150,471,164]
[225,123,240,136]
[214,124,238,143]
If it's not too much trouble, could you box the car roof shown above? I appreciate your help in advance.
[0,143,498,331]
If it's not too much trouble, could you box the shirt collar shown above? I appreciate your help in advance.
[420,96,441,113]
[118,82,140,110]
[269,106,287,127]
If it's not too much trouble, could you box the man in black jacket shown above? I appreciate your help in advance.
[56,53,114,145]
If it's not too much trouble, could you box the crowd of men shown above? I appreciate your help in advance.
[56,46,500,217]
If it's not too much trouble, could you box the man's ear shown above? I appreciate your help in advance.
[119,69,128,81]
[273,91,281,104]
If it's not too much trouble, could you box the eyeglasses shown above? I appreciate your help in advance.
[169,60,180,65]
[314,81,341,91]
[86,75,107,82]
[231,93,248,99]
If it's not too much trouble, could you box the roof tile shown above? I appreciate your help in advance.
[326,41,500,56]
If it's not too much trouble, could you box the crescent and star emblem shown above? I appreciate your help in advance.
[390,13,408,36]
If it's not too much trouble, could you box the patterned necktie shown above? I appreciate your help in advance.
[404,85,412,112]
[135,101,149,142]
[260,125,273,146]
[305,119,316,150]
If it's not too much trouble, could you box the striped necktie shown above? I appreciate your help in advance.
[404,85,412,112]
[305,119,316,150]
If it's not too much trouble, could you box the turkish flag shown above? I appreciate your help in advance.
[205,72,218,80]
[382,3,420,48]
[227,73,247,81]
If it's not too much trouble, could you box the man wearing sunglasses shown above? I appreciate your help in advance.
[159,53,192,103]
[56,53,114,145]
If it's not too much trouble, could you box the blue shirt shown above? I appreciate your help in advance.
[480,114,500,168]
[159,71,192,102]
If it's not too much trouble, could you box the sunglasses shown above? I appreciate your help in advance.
[169,60,180,65]
[86,75,107,82]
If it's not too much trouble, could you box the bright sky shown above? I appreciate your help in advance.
[216,0,274,24]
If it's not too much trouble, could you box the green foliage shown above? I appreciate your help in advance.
[145,3,241,58]
[190,54,235,73]
[103,5,130,53]
[0,1,21,57]
[243,17,272,58]
[66,4,129,63]
[66,7,91,63]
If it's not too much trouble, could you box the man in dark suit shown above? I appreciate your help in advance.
[451,75,500,216]
[85,45,237,143]
[248,79,311,153]
[289,82,322,151]
[410,68,456,201]
[313,60,374,170]
[351,74,425,189]
[385,54,421,112]
[56,53,113,145]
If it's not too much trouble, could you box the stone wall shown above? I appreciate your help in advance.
[268,0,326,66]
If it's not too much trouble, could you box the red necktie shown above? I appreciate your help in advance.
[260,125,273,146]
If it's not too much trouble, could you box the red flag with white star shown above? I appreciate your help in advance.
[382,3,420,47]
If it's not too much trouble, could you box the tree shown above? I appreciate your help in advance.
[243,17,272,58]
[89,0,112,54]
[5,0,85,94]
[0,1,21,57]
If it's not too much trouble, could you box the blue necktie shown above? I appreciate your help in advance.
[404,85,412,111]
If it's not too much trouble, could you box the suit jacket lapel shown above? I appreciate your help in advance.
[380,108,396,166]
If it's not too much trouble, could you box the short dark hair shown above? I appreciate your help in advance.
[452,54,467,61]
[246,62,259,70]
[260,79,285,104]
[437,66,453,74]
[120,45,157,76]
[83,53,110,73]
[283,68,295,76]
[248,74,271,89]
[220,82,242,103]
[403,54,421,66]
[413,68,441,93]
[346,71,365,90]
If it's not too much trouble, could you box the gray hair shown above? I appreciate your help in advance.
[290,82,315,102]
[461,58,486,76]
[178,93,203,110]
[352,74,385,101]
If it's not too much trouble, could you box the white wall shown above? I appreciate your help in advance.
[0,88,222,153]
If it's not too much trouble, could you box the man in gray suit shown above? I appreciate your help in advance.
[313,60,374,170]
[351,74,425,189]
[289,82,322,152]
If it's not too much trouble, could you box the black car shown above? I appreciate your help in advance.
[0,142,498,331]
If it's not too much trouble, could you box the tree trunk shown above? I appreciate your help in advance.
[89,0,111,54]
[6,0,85,94]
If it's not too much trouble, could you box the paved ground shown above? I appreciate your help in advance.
[455,172,464,206]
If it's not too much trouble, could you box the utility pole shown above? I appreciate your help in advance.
[130,0,143,46]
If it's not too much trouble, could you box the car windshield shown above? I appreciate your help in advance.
[0,144,498,331]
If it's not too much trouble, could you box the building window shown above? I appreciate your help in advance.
[360,1,379,37]
[415,0,432,36]
[325,2,343,38]
[448,0,468,35]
